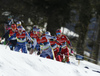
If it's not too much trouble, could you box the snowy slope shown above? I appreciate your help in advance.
[0,45,100,76]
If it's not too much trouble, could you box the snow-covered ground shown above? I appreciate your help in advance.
[0,45,100,76]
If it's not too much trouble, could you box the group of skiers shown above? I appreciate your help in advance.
[1,20,74,64]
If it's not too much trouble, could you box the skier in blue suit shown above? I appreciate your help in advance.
[8,26,32,53]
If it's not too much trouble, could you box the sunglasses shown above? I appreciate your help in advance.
[18,28,22,31]
[56,32,61,35]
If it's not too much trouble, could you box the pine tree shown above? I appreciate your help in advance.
[75,0,92,55]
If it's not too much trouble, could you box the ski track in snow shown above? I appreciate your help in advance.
[0,45,100,76]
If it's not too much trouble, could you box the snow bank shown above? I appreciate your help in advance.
[0,45,100,76]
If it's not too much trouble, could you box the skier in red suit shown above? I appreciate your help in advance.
[56,29,73,63]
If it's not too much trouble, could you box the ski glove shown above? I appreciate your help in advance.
[57,45,62,55]
[31,45,34,49]
[57,51,61,55]
[7,38,10,41]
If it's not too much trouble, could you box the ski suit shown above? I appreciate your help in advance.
[2,29,17,48]
[8,30,31,53]
[8,29,17,50]
[56,35,72,62]
[28,31,38,51]
[49,39,62,62]
[32,35,55,59]
[29,31,37,41]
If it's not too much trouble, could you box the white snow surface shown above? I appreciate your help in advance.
[0,45,100,76]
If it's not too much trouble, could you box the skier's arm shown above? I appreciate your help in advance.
[46,35,56,40]
[8,33,16,41]
[65,36,72,47]
[28,32,34,41]
[55,40,62,45]
[65,36,73,53]
[2,30,9,39]
[32,38,37,49]
[9,19,13,25]
[25,32,32,41]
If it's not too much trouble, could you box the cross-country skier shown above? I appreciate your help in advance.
[56,29,73,63]
[8,26,32,53]
[31,29,55,59]
[45,31,62,62]
[28,26,38,52]
[16,21,33,52]
[2,24,17,50]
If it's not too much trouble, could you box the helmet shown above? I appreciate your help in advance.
[16,21,21,25]
[45,31,51,36]
[56,29,61,33]
[17,26,23,31]
[33,26,38,31]
[11,24,16,29]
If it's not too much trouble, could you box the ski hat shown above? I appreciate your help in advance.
[11,24,16,29]
[45,31,51,36]
[37,28,42,33]
[17,26,23,31]
[56,29,61,35]
[16,21,21,25]
[56,29,61,33]
[33,26,38,31]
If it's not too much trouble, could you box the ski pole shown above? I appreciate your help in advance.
[5,43,8,49]
[5,41,9,49]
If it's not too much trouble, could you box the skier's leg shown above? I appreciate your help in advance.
[55,48,61,62]
[22,44,27,54]
[46,47,54,60]
[13,40,17,49]
[64,46,70,63]
[8,42,13,50]
[9,44,13,50]
[40,51,48,58]
[9,40,16,50]
[14,45,21,52]
[60,48,64,62]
